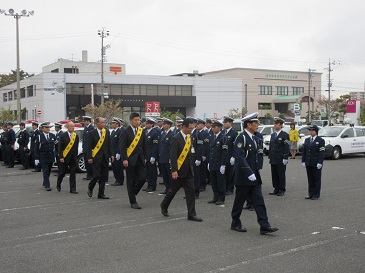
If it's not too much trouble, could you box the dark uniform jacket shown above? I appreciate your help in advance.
[223,128,238,164]
[145,127,159,160]
[268,130,290,164]
[55,130,63,153]
[82,124,94,152]
[17,129,30,148]
[208,132,228,171]
[0,130,6,145]
[255,132,264,170]
[87,128,112,162]
[6,129,16,145]
[233,130,262,186]
[30,129,40,153]
[190,128,203,162]
[34,133,56,163]
[302,136,325,167]
[111,127,123,156]
[199,129,210,159]
[58,131,80,163]
[119,126,147,166]
[158,129,174,163]
[170,132,194,178]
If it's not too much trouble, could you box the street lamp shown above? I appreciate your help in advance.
[0,8,34,123]
[97,28,109,104]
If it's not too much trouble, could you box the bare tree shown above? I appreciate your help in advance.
[82,99,123,124]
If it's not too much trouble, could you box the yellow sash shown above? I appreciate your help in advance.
[127,127,143,157]
[62,132,76,158]
[177,134,191,170]
[92,128,106,158]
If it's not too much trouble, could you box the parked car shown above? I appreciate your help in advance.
[263,126,291,155]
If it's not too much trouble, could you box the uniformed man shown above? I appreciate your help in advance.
[34,122,56,191]
[54,122,63,175]
[140,117,146,129]
[158,118,174,194]
[204,118,213,186]
[1,124,9,166]
[301,125,325,200]
[173,119,183,135]
[143,117,159,192]
[155,117,164,178]
[110,117,125,186]
[196,118,208,196]
[5,122,16,168]
[222,116,238,195]
[205,118,213,135]
[17,122,30,170]
[268,117,290,196]
[82,116,94,180]
[207,119,228,205]
[189,117,204,198]
[30,122,41,172]
[231,112,278,234]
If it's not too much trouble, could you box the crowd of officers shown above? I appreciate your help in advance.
[0,112,325,233]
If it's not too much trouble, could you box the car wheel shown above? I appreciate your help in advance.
[331,146,341,160]
[76,154,86,173]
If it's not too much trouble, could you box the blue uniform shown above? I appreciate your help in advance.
[17,129,30,168]
[30,129,41,170]
[35,133,56,188]
[55,130,63,173]
[158,129,174,190]
[83,124,94,179]
[145,127,159,190]
[190,128,204,197]
[5,128,16,167]
[223,128,238,193]
[111,127,124,185]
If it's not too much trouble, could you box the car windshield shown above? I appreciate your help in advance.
[318,127,343,137]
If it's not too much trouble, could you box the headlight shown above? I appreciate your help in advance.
[325,140,330,145]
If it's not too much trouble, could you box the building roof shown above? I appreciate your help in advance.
[202,67,322,75]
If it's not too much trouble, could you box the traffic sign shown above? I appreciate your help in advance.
[37,110,42,115]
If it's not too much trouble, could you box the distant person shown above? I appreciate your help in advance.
[5,122,16,168]
[143,117,159,193]
[0,124,9,166]
[17,122,30,170]
[289,122,299,159]
[30,122,41,172]
[82,116,94,180]
[110,118,125,186]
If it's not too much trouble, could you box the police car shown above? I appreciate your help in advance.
[318,126,365,159]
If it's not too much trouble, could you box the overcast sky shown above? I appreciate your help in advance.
[1,0,364,97]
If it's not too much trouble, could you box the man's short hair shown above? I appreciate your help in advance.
[182,118,194,128]
[130,112,140,120]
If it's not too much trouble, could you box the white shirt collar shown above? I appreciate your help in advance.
[244,129,254,139]
[225,127,232,133]
[180,131,187,140]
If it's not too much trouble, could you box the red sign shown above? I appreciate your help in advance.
[145,101,160,116]
[110,66,122,75]
[346,100,356,113]
[37,110,42,115]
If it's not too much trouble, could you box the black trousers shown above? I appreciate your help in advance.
[7,144,14,166]
[270,164,287,193]
[126,161,146,204]
[306,166,322,198]
[84,153,93,179]
[160,175,196,218]
[160,163,171,190]
[19,145,29,168]
[225,164,235,192]
[88,157,109,196]
[57,158,77,192]
[55,152,61,174]
[231,185,270,229]
[1,144,8,164]
[112,158,124,184]
[199,160,207,189]
[193,164,201,197]
[146,161,157,190]
[210,170,226,202]
[41,161,53,188]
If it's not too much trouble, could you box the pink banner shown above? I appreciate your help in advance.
[346,100,356,113]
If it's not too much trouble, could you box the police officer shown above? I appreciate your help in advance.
[222,116,238,195]
[82,116,94,180]
[35,122,56,191]
[18,122,30,170]
[268,117,290,196]
[301,125,325,200]
[155,117,164,178]
[1,124,9,166]
[143,117,159,192]
[110,117,125,186]
[196,118,209,195]
[140,117,147,129]
[30,122,41,172]
[5,122,16,168]
[158,118,174,194]
[207,119,228,205]
[54,123,63,175]
[204,118,213,186]
[189,117,204,198]
[173,119,183,135]
[231,112,278,234]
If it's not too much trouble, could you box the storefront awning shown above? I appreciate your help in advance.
[272,95,300,103]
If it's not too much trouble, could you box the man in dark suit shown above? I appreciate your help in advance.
[57,122,79,194]
[87,117,113,199]
[17,122,30,170]
[5,122,16,168]
[160,118,203,222]
[231,112,278,234]
[196,118,209,197]
[83,116,94,180]
[0,124,9,166]
[54,122,63,175]
[120,112,147,209]
[302,125,325,200]
[158,118,174,194]
[30,122,41,172]
[268,117,290,196]
[110,117,124,186]
[143,117,159,192]
[34,122,56,191]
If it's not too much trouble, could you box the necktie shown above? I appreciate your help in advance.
[310,137,313,143]
[46,134,49,141]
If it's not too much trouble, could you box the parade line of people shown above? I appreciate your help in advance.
[0,112,326,234]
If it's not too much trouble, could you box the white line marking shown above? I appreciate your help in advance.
[331,227,345,230]
[311,232,320,234]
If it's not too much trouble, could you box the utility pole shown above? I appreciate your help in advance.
[325,59,341,119]
[307,69,316,124]
[98,28,109,104]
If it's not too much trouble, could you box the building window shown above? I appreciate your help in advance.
[13,90,17,100]
[276,86,288,95]
[8,91,13,101]
[27,85,34,97]
[182,86,192,96]
[133,85,140,96]
[292,87,304,95]
[122,85,133,95]
[21,88,26,98]
[3,93,7,102]
[110,84,122,95]
[140,85,147,96]
[168,86,175,96]
[147,85,158,96]
[158,85,168,96]
[259,86,272,95]
[176,86,182,96]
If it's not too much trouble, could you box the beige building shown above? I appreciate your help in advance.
[349,91,365,100]
[203,68,322,121]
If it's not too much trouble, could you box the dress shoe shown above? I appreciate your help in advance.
[110,182,122,186]
[242,205,251,210]
[161,208,169,217]
[32,169,41,172]
[215,200,225,205]
[199,187,206,192]
[6,165,14,168]
[188,216,203,222]
[311,197,319,200]
[277,192,285,196]
[83,177,91,180]
[98,195,110,199]
[260,227,279,235]
[231,226,247,232]
[304,196,312,199]
[87,189,93,197]
[1,164,7,166]
[70,191,78,194]
[269,191,278,195]
[249,207,255,211]
[208,199,218,204]
[45,187,52,191]
[146,188,156,193]
[131,203,141,209]
[56,185,61,192]
[19,167,28,170]
[225,191,234,196]
[158,189,167,195]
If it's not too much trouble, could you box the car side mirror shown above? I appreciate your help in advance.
[299,133,305,137]
[341,134,348,138]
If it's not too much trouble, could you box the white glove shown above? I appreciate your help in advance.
[317,163,322,170]
[302,162,306,167]
[150,157,155,164]
[115,153,121,161]
[230,157,235,165]
[248,174,257,181]
[195,160,201,166]
[283,159,288,165]
[35,160,40,166]
[207,163,210,171]
[220,165,226,175]
[169,159,171,164]
[202,156,206,161]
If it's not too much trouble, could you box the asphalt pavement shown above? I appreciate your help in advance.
[0,155,365,273]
